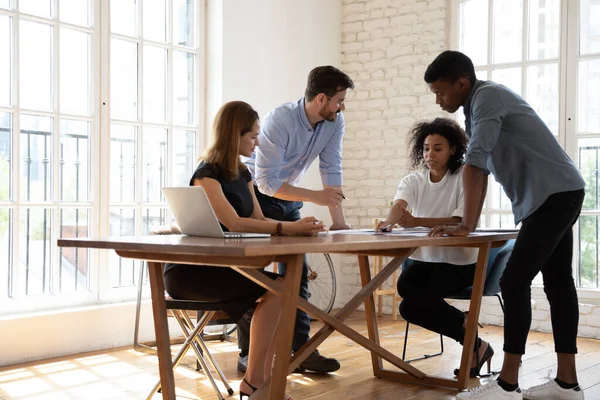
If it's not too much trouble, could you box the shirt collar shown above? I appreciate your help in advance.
[297,97,313,131]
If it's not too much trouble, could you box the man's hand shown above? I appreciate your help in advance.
[313,188,344,207]
[330,223,352,231]
[428,224,471,237]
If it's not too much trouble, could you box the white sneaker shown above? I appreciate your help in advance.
[522,378,584,400]
[456,380,523,399]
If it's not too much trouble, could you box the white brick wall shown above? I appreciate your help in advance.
[337,0,600,340]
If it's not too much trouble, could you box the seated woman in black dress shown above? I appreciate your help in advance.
[163,101,323,400]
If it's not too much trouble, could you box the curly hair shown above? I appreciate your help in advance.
[407,118,468,174]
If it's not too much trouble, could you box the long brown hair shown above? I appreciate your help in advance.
[203,101,259,180]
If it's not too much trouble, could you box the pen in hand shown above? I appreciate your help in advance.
[377,223,393,233]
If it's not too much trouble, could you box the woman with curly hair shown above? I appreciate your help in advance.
[378,117,493,377]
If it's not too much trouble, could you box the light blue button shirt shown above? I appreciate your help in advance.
[464,80,585,224]
[244,98,345,197]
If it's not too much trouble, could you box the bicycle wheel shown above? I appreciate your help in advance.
[306,253,336,314]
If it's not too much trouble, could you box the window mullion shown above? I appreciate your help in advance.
[11,7,21,300]
[51,5,60,295]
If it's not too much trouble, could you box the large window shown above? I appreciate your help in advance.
[457,0,600,289]
[0,0,202,314]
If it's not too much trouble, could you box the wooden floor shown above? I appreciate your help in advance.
[2,312,600,400]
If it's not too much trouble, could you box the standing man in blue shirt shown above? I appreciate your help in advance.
[425,51,585,400]
[236,66,354,374]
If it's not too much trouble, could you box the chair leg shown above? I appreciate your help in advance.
[401,321,444,363]
[495,294,505,313]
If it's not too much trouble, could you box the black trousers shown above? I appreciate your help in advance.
[500,189,584,355]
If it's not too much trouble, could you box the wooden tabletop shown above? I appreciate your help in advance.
[57,231,519,257]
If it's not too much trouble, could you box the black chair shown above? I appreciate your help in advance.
[401,239,516,363]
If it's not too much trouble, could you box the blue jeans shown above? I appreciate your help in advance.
[237,187,311,353]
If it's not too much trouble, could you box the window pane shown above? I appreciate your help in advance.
[489,213,516,229]
[20,0,53,18]
[493,0,523,63]
[578,138,599,211]
[578,215,599,288]
[60,119,90,202]
[143,46,166,122]
[0,0,10,9]
[580,0,600,55]
[486,179,512,210]
[20,115,53,203]
[143,0,166,42]
[0,15,11,106]
[110,39,138,120]
[0,112,11,201]
[173,0,195,47]
[526,63,559,135]
[19,208,52,296]
[109,207,137,287]
[110,124,136,204]
[60,29,90,116]
[142,207,167,235]
[0,208,12,299]
[142,127,167,203]
[492,67,522,96]
[172,129,195,186]
[58,208,90,293]
[459,0,488,66]
[111,0,137,37]
[578,59,600,134]
[20,21,53,111]
[528,0,560,60]
[60,0,90,26]
[173,51,195,125]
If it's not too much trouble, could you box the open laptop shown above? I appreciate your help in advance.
[162,186,270,239]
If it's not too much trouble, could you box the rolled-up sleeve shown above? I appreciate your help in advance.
[465,87,506,174]
[255,116,288,197]
[319,113,344,186]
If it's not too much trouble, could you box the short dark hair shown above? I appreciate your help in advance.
[408,118,468,174]
[305,66,355,101]
[424,51,476,85]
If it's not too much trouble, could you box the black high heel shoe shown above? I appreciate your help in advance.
[240,378,257,400]
[453,342,494,378]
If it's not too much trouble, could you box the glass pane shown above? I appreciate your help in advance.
[528,0,560,60]
[142,207,167,235]
[578,59,600,134]
[60,0,90,26]
[110,39,138,120]
[0,16,11,106]
[0,112,11,201]
[580,0,600,55]
[491,67,522,96]
[578,215,599,288]
[526,63,559,135]
[58,208,90,292]
[489,213,516,229]
[486,180,512,210]
[109,207,136,287]
[173,51,195,125]
[20,21,53,111]
[110,0,137,37]
[578,138,600,211]
[143,0,166,42]
[60,29,90,116]
[19,208,52,296]
[493,0,523,63]
[110,124,136,204]
[0,208,12,299]
[60,120,90,202]
[20,0,53,18]
[20,115,53,203]
[172,129,195,186]
[0,0,10,9]
[459,0,488,66]
[173,0,195,47]
[143,46,166,122]
[142,127,167,203]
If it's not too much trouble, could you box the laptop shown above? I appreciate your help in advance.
[162,186,271,239]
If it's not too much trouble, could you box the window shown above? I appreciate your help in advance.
[0,0,203,314]
[456,0,600,289]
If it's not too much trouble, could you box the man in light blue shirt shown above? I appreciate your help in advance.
[426,51,585,400]
[237,66,354,375]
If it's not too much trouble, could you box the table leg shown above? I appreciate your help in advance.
[358,255,384,374]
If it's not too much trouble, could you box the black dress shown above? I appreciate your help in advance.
[163,161,278,323]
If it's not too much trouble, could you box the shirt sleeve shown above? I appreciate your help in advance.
[464,87,506,174]
[189,162,220,185]
[451,170,465,218]
[319,113,344,186]
[254,113,289,197]
[393,174,417,210]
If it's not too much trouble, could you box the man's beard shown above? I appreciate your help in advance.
[319,107,339,122]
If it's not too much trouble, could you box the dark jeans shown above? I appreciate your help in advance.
[500,189,584,355]
[397,260,477,347]
[237,187,311,354]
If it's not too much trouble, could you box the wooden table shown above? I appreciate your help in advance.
[57,230,518,399]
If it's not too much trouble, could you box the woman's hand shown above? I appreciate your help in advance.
[376,220,394,232]
[398,210,417,228]
[285,217,326,236]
